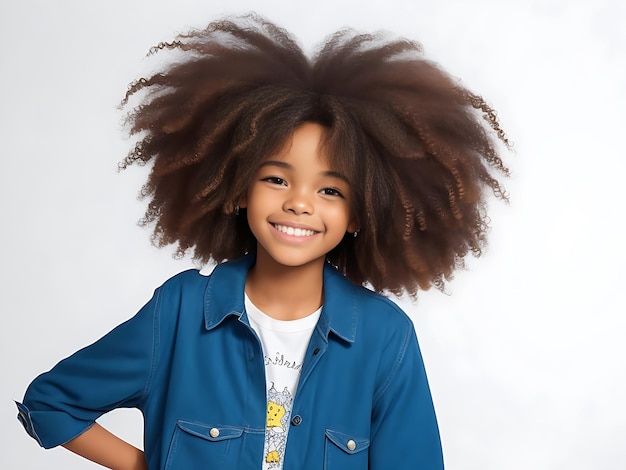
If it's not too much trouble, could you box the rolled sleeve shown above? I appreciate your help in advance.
[16,288,160,449]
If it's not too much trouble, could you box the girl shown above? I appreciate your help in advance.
[16,14,509,469]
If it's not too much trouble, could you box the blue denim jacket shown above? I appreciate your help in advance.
[17,255,443,469]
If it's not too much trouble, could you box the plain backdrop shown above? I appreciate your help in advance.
[1,0,625,468]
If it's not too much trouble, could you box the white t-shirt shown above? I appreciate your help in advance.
[245,295,321,470]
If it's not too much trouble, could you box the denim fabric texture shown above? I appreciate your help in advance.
[17,255,444,469]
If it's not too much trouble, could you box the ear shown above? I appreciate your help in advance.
[347,219,359,234]
[238,194,247,209]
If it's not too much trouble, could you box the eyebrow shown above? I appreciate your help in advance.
[259,160,349,183]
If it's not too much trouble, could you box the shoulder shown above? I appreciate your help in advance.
[161,268,210,287]
[353,286,415,344]
[156,269,210,299]
[144,269,211,326]
[340,276,414,332]
[324,266,415,347]
[152,258,248,328]
[330,279,427,404]
[354,285,411,322]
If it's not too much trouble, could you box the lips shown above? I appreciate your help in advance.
[271,223,318,237]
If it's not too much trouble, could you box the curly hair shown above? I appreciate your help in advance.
[120,13,510,296]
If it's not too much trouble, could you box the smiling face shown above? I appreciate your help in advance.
[240,122,357,270]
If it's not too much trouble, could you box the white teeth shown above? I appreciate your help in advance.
[274,224,315,237]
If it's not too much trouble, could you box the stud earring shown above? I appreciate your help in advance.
[353,230,359,238]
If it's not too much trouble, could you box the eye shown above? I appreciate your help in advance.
[320,187,345,198]
[262,176,287,186]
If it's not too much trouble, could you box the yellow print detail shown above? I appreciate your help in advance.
[266,401,285,430]
[265,450,281,463]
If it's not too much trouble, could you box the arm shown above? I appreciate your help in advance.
[369,324,444,469]
[63,423,147,470]
[16,288,160,450]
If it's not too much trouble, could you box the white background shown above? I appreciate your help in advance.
[1,0,625,468]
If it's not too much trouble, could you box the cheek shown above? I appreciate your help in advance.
[328,205,352,230]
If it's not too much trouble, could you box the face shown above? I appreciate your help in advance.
[240,122,357,270]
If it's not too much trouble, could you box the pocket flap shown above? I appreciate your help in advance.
[176,420,243,442]
[325,429,370,455]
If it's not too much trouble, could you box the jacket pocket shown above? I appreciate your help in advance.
[164,420,245,469]
[324,429,370,470]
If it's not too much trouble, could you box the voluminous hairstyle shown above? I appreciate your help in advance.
[121,13,510,296]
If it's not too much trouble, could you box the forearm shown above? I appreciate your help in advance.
[62,423,147,470]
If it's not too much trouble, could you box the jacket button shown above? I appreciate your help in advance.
[347,439,356,451]
[291,415,302,426]
[209,428,220,438]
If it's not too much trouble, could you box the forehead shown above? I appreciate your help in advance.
[248,118,359,191]
[267,123,332,166]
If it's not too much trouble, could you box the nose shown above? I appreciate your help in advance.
[283,190,313,215]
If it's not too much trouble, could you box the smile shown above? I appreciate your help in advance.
[272,224,317,237]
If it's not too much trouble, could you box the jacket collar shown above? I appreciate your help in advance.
[203,254,358,343]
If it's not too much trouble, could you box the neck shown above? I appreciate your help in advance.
[245,250,324,321]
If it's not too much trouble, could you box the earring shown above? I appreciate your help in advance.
[353,230,359,238]
[234,205,239,216]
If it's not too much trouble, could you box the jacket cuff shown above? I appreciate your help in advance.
[15,401,93,449]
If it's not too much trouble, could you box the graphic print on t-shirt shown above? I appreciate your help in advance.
[264,382,293,466]
[245,295,321,470]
